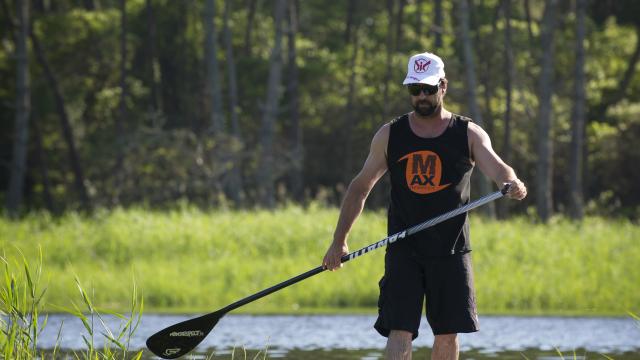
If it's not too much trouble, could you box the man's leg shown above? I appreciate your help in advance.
[385,330,413,360]
[431,334,458,360]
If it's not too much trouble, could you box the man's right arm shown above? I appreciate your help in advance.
[323,123,390,271]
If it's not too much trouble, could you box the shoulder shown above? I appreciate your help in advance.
[466,120,481,133]
[466,120,489,142]
[452,113,472,124]
[372,122,391,148]
[389,113,409,126]
[448,113,473,138]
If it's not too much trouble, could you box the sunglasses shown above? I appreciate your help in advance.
[407,83,440,96]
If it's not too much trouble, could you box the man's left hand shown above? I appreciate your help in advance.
[506,179,527,200]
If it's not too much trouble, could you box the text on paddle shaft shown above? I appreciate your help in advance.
[169,330,205,337]
[348,231,407,260]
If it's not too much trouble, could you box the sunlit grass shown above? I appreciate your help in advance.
[1,205,638,316]
[0,249,144,359]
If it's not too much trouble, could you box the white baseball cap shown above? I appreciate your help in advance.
[402,52,445,86]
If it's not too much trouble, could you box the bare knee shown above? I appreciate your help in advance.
[432,334,459,360]
[386,330,413,360]
[434,333,457,346]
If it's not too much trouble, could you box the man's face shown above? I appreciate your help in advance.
[408,82,444,117]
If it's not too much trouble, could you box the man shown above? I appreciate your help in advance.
[322,52,527,360]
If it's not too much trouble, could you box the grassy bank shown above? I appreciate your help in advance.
[1,205,638,316]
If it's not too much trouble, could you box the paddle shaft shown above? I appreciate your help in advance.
[220,185,509,314]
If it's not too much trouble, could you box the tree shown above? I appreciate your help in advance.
[433,0,443,49]
[223,0,243,204]
[113,0,128,204]
[1,0,640,215]
[536,0,559,222]
[144,0,162,120]
[31,27,91,210]
[244,0,258,56]
[501,0,514,166]
[416,0,423,36]
[32,121,54,212]
[83,0,96,11]
[569,0,586,220]
[344,0,357,43]
[6,0,30,216]
[456,0,493,216]
[341,17,360,186]
[287,0,303,201]
[118,0,128,135]
[395,0,405,50]
[204,0,224,134]
[258,0,286,208]
[382,0,395,120]
[498,0,514,218]
[589,0,640,122]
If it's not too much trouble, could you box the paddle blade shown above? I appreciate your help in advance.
[146,311,225,359]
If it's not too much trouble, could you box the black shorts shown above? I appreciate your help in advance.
[374,250,479,338]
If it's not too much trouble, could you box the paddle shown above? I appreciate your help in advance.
[146,184,511,359]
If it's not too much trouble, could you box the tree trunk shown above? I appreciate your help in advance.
[244,0,257,56]
[590,26,640,121]
[145,0,162,121]
[477,3,501,138]
[342,25,360,187]
[416,0,423,36]
[395,0,405,51]
[116,0,129,132]
[535,0,558,222]
[33,120,55,212]
[433,0,443,49]
[344,0,357,43]
[498,0,514,218]
[32,0,44,13]
[114,0,127,203]
[223,0,243,204]
[612,26,640,106]
[524,0,535,44]
[287,0,303,201]
[6,0,30,216]
[569,0,586,220]
[30,27,91,210]
[456,0,493,216]
[501,0,513,165]
[382,0,394,120]
[204,0,224,134]
[258,0,286,208]
[83,0,96,10]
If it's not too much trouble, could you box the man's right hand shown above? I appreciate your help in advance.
[322,241,349,271]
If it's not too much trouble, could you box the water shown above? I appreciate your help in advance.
[37,314,640,359]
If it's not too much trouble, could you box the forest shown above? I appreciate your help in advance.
[2,0,639,221]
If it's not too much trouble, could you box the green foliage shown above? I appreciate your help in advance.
[1,207,638,315]
[0,0,639,215]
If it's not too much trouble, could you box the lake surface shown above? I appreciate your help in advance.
[37,314,640,359]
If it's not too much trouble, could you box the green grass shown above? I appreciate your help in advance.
[1,249,144,359]
[1,204,638,316]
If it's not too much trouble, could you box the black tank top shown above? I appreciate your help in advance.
[386,113,475,256]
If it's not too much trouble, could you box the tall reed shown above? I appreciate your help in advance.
[0,248,49,359]
[1,247,144,359]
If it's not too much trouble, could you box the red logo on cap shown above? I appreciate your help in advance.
[414,59,431,73]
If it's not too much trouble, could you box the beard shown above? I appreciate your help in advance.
[412,100,439,117]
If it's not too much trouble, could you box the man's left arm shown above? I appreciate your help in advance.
[468,122,527,200]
